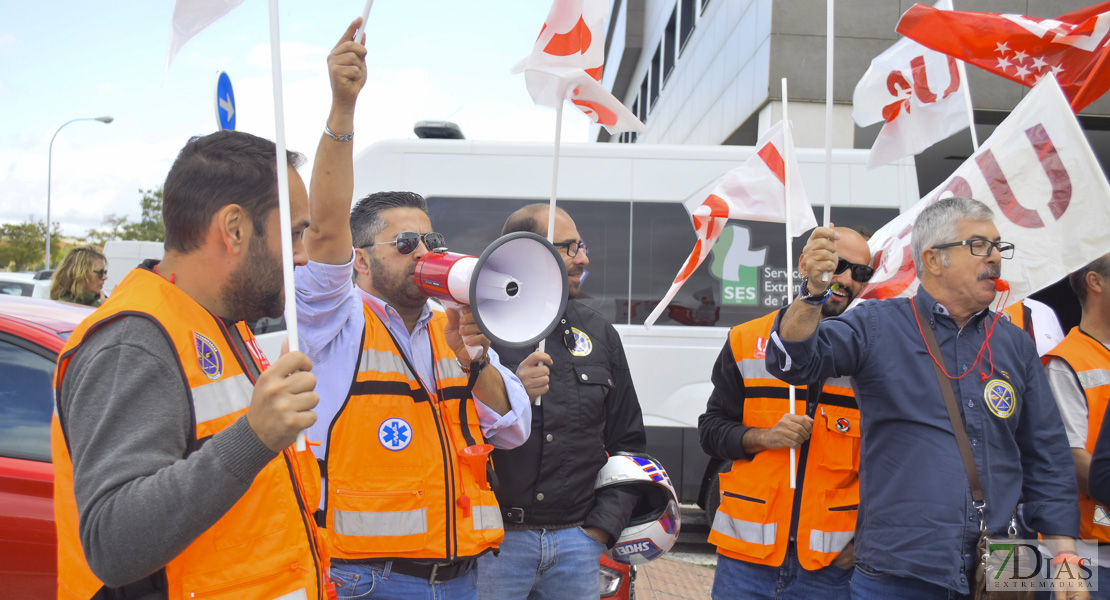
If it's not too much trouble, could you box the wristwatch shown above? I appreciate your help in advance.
[798,278,833,305]
[457,352,490,376]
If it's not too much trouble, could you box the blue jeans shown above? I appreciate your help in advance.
[330,561,478,600]
[850,564,970,600]
[711,546,852,600]
[476,527,605,600]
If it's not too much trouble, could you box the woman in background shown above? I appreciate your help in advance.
[50,246,108,307]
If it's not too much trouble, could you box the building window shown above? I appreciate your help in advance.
[663,9,677,85]
[650,45,661,108]
[640,78,649,122]
[680,0,696,51]
[701,0,711,14]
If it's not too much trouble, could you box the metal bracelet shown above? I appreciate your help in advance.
[323,124,354,142]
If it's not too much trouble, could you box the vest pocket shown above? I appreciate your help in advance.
[330,478,428,553]
[710,475,778,559]
[806,486,858,557]
[814,405,860,472]
[212,459,296,551]
[183,556,310,599]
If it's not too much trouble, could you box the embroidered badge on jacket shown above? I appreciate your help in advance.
[194,332,223,381]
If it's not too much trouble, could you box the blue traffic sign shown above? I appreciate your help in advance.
[215,71,236,131]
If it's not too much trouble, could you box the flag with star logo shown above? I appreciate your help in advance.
[896,2,1110,112]
[514,0,645,133]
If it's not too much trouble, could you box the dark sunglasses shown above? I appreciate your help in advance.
[93,269,108,278]
[834,258,874,283]
[364,231,446,255]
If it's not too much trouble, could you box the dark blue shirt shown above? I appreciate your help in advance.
[766,286,1078,593]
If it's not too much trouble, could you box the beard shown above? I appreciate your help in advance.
[369,254,428,310]
[820,285,856,318]
[222,232,285,322]
[567,265,585,299]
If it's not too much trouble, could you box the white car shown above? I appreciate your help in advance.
[0,271,52,299]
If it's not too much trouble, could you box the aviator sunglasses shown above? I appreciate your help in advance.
[835,258,874,283]
[364,231,447,255]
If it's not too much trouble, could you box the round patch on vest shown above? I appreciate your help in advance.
[379,418,413,451]
[194,332,222,381]
[569,327,592,357]
[984,379,1016,419]
[835,417,851,433]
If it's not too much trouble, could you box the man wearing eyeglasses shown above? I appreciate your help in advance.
[766,197,1084,599]
[290,29,530,600]
[697,225,871,600]
[475,204,646,600]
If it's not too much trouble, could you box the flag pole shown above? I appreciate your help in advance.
[782,77,797,490]
[957,59,978,150]
[267,0,305,451]
[535,83,568,407]
[821,0,835,283]
[353,0,374,42]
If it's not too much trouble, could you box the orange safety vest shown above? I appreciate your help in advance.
[321,303,502,562]
[1003,302,1033,337]
[708,311,861,571]
[52,267,328,600]
[1045,327,1110,543]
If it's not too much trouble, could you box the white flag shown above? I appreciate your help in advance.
[858,75,1110,305]
[165,0,245,74]
[645,121,815,327]
[515,0,644,134]
[852,0,968,169]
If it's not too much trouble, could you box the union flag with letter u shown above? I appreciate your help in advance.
[858,75,1110,305]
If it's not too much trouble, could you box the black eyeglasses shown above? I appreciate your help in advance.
[93,269,108,278]
[364,231,446,255]
[552,240,587,258]
[931,238,1015,259]
[834,258,874,283]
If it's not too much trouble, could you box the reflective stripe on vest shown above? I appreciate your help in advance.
[359,348,411,377]
[738,358,773,381]
[1077,369,1110,390]
[192,374,252,424]
[334,507,428,537]
[274,590,309,600]
[810,529,854,554]
[711,511,776,546]
[473,505,503,531]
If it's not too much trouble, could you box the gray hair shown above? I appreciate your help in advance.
[911,197,994,274]
[349,191,429,249]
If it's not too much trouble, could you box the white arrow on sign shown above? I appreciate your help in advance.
[219,94,235,120]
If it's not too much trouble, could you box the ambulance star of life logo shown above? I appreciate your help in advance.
[194,332,222,381]
[379,418,412,451]
[984,379,1017,419]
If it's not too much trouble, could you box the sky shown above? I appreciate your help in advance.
[0,0,594,238]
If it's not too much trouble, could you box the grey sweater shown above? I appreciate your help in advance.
[59,315,277,589]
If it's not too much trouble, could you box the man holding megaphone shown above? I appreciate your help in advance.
[291,36,530,599]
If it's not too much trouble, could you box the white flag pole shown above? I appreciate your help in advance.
[821,0,835,283]
[353,0,374,42]
[535,83,568,407]
[782,77,797,490]
[267,0,305,452]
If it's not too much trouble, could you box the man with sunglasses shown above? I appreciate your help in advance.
[766,197,1084,599]
[475,204,646,600]
[292,26,529,600]
[697,226,871,600]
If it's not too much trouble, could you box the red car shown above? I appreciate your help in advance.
[0,296,93,599]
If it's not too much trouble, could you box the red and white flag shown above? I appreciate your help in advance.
[516,0,644,133]
[165,0,245,73]
[853,0,968,168]
[896,2,1110,111]
[645,121,815,327]
[858,75,1110,305]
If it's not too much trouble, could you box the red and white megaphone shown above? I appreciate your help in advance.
[415,232,569,354]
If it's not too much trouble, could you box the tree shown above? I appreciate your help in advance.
[83,187,164,244]
[0,218,60,271]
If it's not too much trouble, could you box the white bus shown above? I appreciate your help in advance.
[352,138,919,513]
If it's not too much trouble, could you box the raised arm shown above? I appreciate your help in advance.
[304,18,368,265]
[777,226,840,342]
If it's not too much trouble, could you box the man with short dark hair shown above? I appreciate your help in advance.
[52,124,327,597]
[698,226,871,600]
[294,22,529,600]
[1045,253,1110,597]
[766,197,1084,599]
[475,203,646,600]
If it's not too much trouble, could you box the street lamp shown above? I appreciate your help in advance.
[46,116,113,269]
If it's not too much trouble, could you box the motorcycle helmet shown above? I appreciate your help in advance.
[594,452,681,565]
